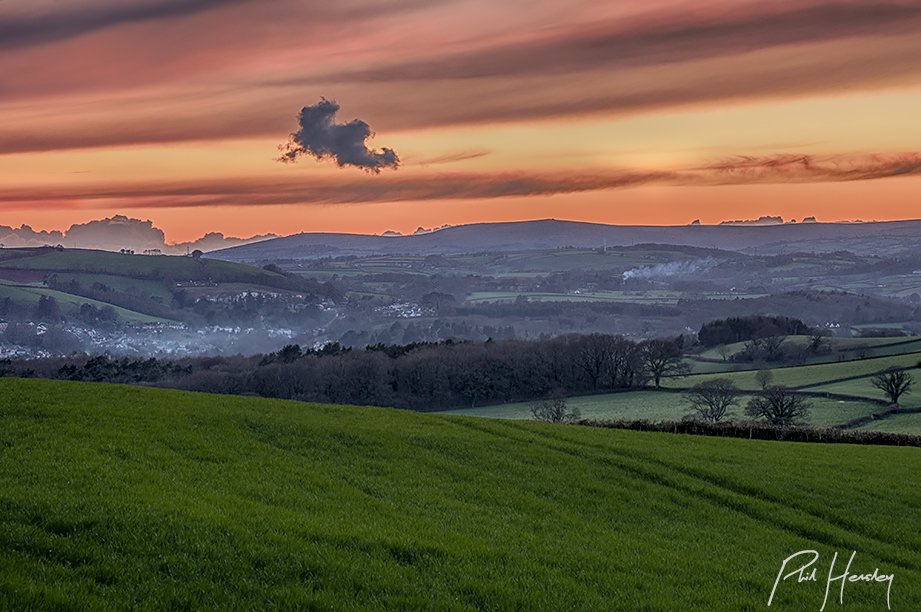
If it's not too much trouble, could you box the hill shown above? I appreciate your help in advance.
[1,379,919,608]
[0,247,318,327]
[210,218,921,261]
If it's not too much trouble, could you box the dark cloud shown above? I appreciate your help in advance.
[0,0,255,51]
[277,99,399,173]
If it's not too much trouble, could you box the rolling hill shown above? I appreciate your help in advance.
[1,379,919,609]
[0,247,310,325]
[210,218,921,261]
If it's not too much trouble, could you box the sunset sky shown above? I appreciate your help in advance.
[3,0,921,242]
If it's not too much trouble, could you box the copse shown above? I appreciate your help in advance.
[33,333,684,411]
[697,315,810,347]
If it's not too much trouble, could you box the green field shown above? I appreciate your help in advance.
[48,273,175,301]
[2,379,919,609]
[0,248,304,326]
[465,290,762,305]
[444,390,879,428]
[854,412,921,434]
[0,282,170,324]
[0,249,285,285]
[666,351,921,393]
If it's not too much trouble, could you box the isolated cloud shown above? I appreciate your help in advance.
[277,99,399,173]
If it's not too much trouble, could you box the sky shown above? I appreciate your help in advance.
[2,0,921,242]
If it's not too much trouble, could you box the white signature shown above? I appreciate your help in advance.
[768,550,894,610]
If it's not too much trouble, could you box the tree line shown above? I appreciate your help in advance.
[13,334,689,410]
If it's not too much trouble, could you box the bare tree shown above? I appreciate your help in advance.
[574,334,612,389]
[685,379,739,423]
[808,328,830,354]
[755,368,773,390]
[761,335,787,361]
[640,339,690,388]
[745,386,811,426]
[530,396,580,424]
[716,344,731,362]
[871,367,913,406]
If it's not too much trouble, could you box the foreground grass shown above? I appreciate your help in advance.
[2,379,920,609]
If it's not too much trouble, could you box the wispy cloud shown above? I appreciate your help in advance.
[412,150,491,166]
[0,0,256,51]
[700,153,921,183]
[3,152,920,209]
[308,2,921,83]
[3,1,921,155]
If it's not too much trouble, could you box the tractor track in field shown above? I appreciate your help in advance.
[444,416,921,573]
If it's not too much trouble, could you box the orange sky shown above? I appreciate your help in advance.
[2,0,921,242]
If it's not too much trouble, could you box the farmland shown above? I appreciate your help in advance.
[2,378,920,609]
[447,336,921,432]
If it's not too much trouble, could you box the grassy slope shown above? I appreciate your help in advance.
[0,282,169,324]
[0,249,296,324]
[0,249,286,285]
[1,379,920,609]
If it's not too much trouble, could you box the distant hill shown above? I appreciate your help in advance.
[210,218,921,261]
[3,378,920,608]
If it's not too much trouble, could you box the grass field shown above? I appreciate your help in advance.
[0,249,286,285]
[465,290,763,305]
[854,412,921,434]
[666,351,921,393]
[445,391,880,428]
[1,378,920,609]
[49,273,175,301]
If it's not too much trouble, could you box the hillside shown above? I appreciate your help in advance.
[1,379,919,609]
[210,218,921,261]
[0,247,315,327]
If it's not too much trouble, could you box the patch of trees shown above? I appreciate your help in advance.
[683,377,812,426]
[698,315,810,347]
[16,335,688,411]
[58,356,190,383]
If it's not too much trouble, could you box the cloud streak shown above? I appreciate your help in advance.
[313,2,921,83]
[0,0,256,51]
[3,152,920,209]
[4,1,921,154]
[277,99,399,173]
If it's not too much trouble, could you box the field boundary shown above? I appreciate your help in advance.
[579,418,921,447]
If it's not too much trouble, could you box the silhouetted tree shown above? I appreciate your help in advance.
[640,338,689,388]
[685,379,739,423]
[755,368,773,390]
[530,394,580,424]
[745,386,811,426]
[871,367,913,406]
